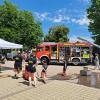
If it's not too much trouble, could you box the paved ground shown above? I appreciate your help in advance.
[0,61,100,100]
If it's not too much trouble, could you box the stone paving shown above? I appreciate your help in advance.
[0,61,100,100]
[1,80,100,100]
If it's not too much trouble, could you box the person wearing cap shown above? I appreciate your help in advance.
[13,51,23,79]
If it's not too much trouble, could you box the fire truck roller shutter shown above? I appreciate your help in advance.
[41,56,49,65]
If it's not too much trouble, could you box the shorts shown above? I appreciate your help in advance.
[26,65,36,73]
[14,62,22,71]
[42,69,46,73]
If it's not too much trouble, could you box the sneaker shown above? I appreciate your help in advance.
[15,77,18,79]
[32,84,37,88]
[14,74,18,79]
[29,83,32,86]
[34,85,37,88]
[14,74,16,77]
[42,80,46,84]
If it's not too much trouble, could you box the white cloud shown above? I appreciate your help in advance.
[53,15,63,23]
[52,14,70,23]
[71,17,90,25]
[77,18,89,25]
[35,12,49,21]
[49,9,90,25]
[34,8,71,23]
[34,9,90,26]
[50,9,70,23]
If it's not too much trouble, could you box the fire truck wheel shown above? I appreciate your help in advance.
[72,58,80,66]
[41,57,49,65]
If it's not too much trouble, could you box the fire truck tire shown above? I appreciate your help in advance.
[72,58,80,65]
[41,57,49,65]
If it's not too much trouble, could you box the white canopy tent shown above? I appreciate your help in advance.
[0,38,23,49]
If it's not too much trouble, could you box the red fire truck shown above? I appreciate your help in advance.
[36,42,92,65]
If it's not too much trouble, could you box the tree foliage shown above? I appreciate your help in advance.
[44,25,69,42]
[0,0,43,48]
[87,0,100,45]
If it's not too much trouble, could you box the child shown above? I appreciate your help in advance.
[41,60,48,83]
[25,54,37,87]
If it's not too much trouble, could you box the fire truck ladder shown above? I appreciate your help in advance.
[77,37,100,48]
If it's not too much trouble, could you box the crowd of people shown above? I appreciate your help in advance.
[0,50,100,87]
[12,50,48,87]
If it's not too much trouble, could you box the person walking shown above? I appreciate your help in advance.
[13,51,23,79]
[40,60,48,83]
[0,54,6,73]
[25,53,37,87]
[94,54,100,70]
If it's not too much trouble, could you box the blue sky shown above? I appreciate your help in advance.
[0,0,92,42]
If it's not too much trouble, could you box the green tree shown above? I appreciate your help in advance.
[87,0,100,45]
[0,0,43,48]
[44,25,69,42]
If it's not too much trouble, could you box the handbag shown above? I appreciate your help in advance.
[23,70,34,81]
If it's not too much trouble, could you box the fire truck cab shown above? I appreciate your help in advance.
[36,42,92,65]
[36,42,60,64]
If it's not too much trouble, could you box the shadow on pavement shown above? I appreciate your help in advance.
[11,76,21,79]
[48,71,100,89]
[39,62,90,66]
[48,73,79,81]
[19,81,29,86]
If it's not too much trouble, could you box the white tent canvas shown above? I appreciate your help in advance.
[0,38,23,49]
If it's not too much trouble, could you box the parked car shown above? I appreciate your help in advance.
[6,53,16,60]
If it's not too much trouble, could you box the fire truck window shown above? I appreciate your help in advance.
[71,47,80,57]
[45,46,50,51]
[52,46,56,51]
[59,47,65,56]
[37,47,43,52]
[72,49,76,57]
[51,46,57,59]
[82,47,90,54]
[66,47,70,55]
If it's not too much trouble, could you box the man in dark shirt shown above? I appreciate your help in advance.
[13,51,23,79]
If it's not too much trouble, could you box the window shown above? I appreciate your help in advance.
[36,47,43,52]
[45,46,50,51]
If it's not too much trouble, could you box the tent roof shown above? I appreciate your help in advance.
[0,39,23,49]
